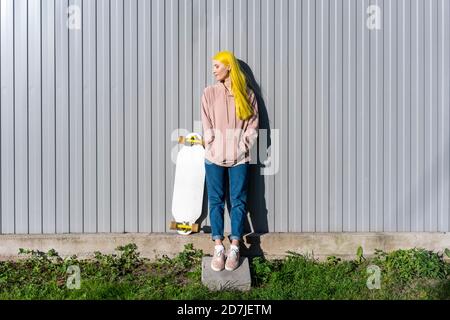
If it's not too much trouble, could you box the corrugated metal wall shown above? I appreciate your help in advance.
[0,0,449,234]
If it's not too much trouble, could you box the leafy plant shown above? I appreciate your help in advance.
[356,246,366,264]
[444,248,450,259]
[251,257,274,285]
[373,248,448,284]
[326,256,341,265]
[171,243,203,269]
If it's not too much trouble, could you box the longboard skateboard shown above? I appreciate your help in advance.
[170,133,205,235]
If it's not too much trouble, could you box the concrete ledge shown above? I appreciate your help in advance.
[0,232,449,261]
[202,257,251,291]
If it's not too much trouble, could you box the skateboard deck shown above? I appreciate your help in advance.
[170,133,205,235]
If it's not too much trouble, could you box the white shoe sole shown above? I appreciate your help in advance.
[211,264,224,272]
[225,264,238,271]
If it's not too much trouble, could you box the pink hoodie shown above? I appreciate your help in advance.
[201,81,259,167]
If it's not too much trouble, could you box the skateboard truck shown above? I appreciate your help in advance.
[178,135,204,147]
[170,221,200,233]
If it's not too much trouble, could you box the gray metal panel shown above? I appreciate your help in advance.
[383,0,397,232]
[329,0,343,232]
[288,0,301,232]
[424,0,439,232]
[179,0,193,132]
[302,0,316,232]
[342,0,357,232]
[261,0,275,232]
[411,0,425,232]
[1,0,450,234]
[110,0,125,232]
[97,0,111,233]
[438,0,450,232]
[83,0,98,233]
[274,0,288,232]
[356,0,371,232]
[234,0,248,60]
[124,0,138,232]
[165,0,179,232]
[69,0,83,233]
[315,0,330,232]
[221,0,234,52]
[396,0,411,232]
[151,0,166,232]
[55,0,70,233]
[138,0,152,232]
[29,0,42,234]
[1,0,15,234]
[42,0,56,234]
[369,0,384,232]
[15,0,28,234]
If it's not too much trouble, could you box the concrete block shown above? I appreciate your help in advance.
[201,256,251,291]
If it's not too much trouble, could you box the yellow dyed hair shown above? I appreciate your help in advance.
[213,51,254,121]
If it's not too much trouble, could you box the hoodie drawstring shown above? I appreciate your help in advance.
[226,94,229,124]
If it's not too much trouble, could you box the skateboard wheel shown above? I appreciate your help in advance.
[169,221,177,230]
[191,223,199,233]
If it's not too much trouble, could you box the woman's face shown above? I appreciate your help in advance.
[212,60,230,82]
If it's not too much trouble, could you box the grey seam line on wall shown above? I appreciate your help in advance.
[150,0,153,233]
[162,0,166,231]
[313,0,316,232]
[286,0,289,232]
[136,0,139,233]
[435,0,438,232]
[54,0,56,234]
[95,0,98,234]
[299,0,302,233]
[341,0,343,232]
[368,0,371,232]
[82,0,85,234]
[27,0,29,234]
[354,0,357,232]
[0,0,2,234]
[383,0,385,232]
[68,0,71,234]
[272,0,275,232]
[422,0,425,232]
[13,0,16,234]
[408,0,411,233]
[40,0,43,234]
[109,0,112,233]
[394,0,397,232]
[1,0,2,234]
[122,0,125,233]
[327,0,330,233]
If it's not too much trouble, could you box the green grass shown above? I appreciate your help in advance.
[0,243,449,300]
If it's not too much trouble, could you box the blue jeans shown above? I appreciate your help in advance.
[204,159,249,242]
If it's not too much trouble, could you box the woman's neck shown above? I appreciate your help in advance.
[223,77,232,92]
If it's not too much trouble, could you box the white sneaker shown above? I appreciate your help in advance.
[211,245,225,271]
[225,245,240,271]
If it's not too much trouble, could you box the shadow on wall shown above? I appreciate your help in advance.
[198,59,271,256]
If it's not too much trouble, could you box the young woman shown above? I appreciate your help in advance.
[201,51,259,271]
